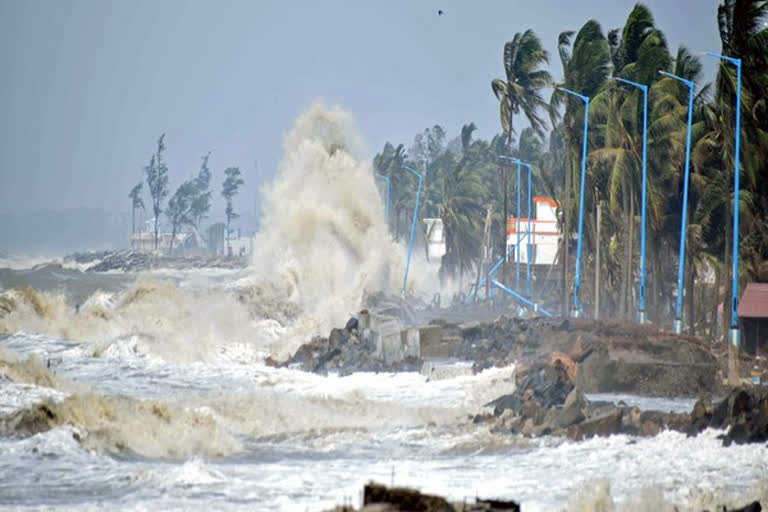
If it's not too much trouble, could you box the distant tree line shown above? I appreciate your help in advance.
[128,135,244,253]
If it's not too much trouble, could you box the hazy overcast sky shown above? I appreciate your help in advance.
[0,0,722,222]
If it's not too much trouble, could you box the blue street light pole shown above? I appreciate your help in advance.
[659,71,695,334]
[499,156,533,296]
[402,164,424,296]
[616,77,649,325]
[557,88,590,318]
[526,161,532,297]
[707,52,742,350]
[516,159,521,289]
[374,173,390,223]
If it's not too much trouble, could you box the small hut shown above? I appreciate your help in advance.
[738,283,768,356]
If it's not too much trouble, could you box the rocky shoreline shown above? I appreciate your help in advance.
[63,250,247,272]
[283,309,768,446]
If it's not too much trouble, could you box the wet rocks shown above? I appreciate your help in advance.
[87,251,150,272]
[686,387,768,445]
[363,482,454,511]
[63,250,249,273]
[337,482,520,512]
[483,354,768,445]
[282,317,421,376]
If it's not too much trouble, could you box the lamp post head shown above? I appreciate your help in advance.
[658,70,696,89]
[557,87,589,103]
[614,77,647,91]
[704,51,741,66]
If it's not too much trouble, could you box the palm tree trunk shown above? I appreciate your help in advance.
[501,163,508,290]
[687,254,695,336]
[619,177,630,319]
[722,206,732,342]
[169,225,176,254]
[712,265,721,341]
[561,155,572,317]
[154,215,159,250]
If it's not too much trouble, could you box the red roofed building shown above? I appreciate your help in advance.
[738,282,768,356]
[506,196,562,266]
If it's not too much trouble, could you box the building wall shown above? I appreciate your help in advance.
[506,197,561,266]
[423,218,446,261]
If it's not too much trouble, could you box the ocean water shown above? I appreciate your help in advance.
[1,103,766,511]
[1,328,767,512]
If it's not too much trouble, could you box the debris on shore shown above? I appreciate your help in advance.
[324,482,762,511]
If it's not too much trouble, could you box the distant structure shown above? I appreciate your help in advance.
[222,229,253,257]
[129,230,204,253]
[506,197,562,266]
[423,218,446,262]
[738,282,768,357]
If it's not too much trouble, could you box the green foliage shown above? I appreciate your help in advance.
[145,134,170,249]
[377,1,767,333]
[222,167,244,252]
[491,29,552,143]
[190,152,213,228]
[165,180,197,252]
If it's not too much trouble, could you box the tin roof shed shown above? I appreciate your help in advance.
[738,283,768,319]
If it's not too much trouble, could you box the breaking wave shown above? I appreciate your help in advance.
[0,281,269,362]
[245,101,407,357]
[0,393,239,458]
[0,347,58,388]
[570,479,768,512]
[0,102,448,361]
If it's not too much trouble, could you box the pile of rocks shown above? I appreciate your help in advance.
[64,250,249,273]
[279,316,421,376]
[687,386,768,445]
[86,251,150,272]
[326,481,520,511]
[479,357,768,445]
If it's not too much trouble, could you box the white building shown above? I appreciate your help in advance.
[507,197,561,265]
[423,218,446,261]
[216,229,253,257]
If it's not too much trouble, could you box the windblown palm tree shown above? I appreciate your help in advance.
[438,124,487,285]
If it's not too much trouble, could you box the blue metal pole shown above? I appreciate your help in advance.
[516,160,521,290]
[732,59,742,343]
[616,77,649,325]
[374,173,390,223]
[469,232,529,302]
[526,162,532,297]
[558,88,590,318]
[660,71,695,334]
[402,165,424,296]
[491,279,553,318]
[704,54,742,346]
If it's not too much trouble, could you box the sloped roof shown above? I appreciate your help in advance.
[738,283,768,318]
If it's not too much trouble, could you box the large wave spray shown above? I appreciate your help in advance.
[246,102,406,357]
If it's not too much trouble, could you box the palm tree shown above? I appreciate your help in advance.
[438,124,487,285]
[492,29,552,287]
[550,19,611,315]
[373,142,410,240]
[587,5,673,319]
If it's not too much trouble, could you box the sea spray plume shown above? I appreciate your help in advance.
[250,102,405,357]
